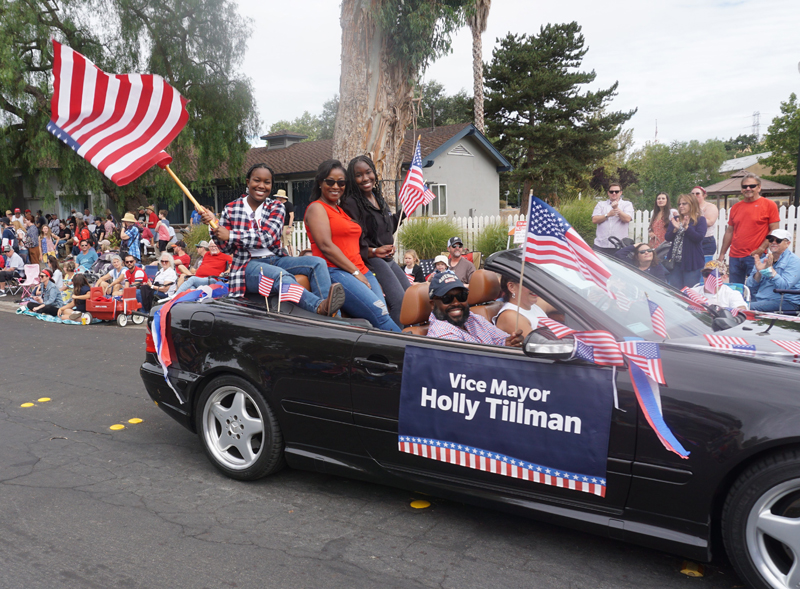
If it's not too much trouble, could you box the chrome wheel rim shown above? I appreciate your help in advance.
[202,386,265,471]
[746,478,800,588]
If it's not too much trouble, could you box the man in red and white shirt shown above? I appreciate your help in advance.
[123,255,147,288]
[174,242,232,295]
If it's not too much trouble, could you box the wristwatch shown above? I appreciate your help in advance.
[352,270,361,276]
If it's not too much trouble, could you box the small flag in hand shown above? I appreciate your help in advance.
[279,283,304,304]
[704,268,722,294]
[258,275,274,297]
[406,273,416,285]
[647,299,668,339]
[397,140,435,216]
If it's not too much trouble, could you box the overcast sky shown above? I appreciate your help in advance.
[238,0,800,149]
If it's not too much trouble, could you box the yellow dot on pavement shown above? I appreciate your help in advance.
[20,403,34,408]
[128,418,143,424]
[37,397,51,402]
[410,500,431,509]
[109,424,125,430]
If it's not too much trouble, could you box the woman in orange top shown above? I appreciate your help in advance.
[305,160,400,331]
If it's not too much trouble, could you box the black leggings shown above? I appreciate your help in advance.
[158,239,169,252]
[27,302,59,316]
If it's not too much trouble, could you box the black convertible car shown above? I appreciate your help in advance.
[141,249,800,589]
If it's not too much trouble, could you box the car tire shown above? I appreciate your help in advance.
[723,449,800,589]
[195,375,285,481]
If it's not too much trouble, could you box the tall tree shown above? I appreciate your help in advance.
[761,93,799,177]
[268,95,339,142]
[417,80,471,128]
[484,23,636,212]
[334,0,470,198]
[0,0,258,212]
[465,0,490,133]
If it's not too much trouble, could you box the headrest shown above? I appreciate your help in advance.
[467,270,501,305]
[400,282,432,326]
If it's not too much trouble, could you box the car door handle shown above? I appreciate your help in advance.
[354,357,398,373]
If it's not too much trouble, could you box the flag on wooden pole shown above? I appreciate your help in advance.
[397,138,436,216]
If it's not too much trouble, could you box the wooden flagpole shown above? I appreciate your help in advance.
[163,165,218,229]
[277,273,283,314]
[260,268,269,308]
[515,189,533,332]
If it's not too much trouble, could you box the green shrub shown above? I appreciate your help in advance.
[398,217,460,260]
[558,198,597,244]
[473,223,510,258]
[184,223,213,254]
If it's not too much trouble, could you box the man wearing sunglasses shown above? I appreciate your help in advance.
[446,236,475,284]
[745,229,800,313]
[718,174,780,284]
[591,183,634,255]
[426,271,523,347]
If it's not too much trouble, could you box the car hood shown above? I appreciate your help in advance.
[662,315,800,365]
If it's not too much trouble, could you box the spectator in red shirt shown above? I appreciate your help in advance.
[168,240,191,275]
[123,255,147,288]
[718,174,780,284]
[174,241,232,295]
[145,206,159,231]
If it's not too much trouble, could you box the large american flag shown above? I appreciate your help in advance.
[618,341,665,384]
[525,196,611,292]
[47,40,189,186]
[397,139,436,215]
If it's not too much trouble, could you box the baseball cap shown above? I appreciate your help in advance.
[768,229,792,242]
[3,244,11,251]
[169,240,186,250]
[197,240,210,248]
[429,271,465,299]
[14,208,20,213]
[447,236,463,248]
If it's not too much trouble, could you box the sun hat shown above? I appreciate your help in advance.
[434,254,449,266]
[121,212,137,223]
[274,189,288,200]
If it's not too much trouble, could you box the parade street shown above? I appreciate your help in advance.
[0,305,740,589]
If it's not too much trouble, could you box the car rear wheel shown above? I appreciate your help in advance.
[723,449,800,589]
[195,375,285,481]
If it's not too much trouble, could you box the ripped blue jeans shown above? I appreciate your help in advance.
[328,267,400,332]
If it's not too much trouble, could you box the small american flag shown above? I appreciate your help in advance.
[704,268,722,294]
[705,334,751,347]
[48,40,189,186]
[525,196,611,292]
[538,317,577,338]
[258,274,274,297]
[405,272,416,285]
[618,341,665,384]
[397,140,435,215]
[573,331,624,366]
[279,283,304,304]
[681,287,709,310]
[728,307,741,317]
[573,340,595,363]
[419,258,437,279]
[647,299,668,339]
[615,291,632,311]
[772,340,800,356]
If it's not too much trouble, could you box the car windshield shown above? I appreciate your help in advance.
[533,254,715,340]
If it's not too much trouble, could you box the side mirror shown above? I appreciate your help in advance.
[522,331,575,359]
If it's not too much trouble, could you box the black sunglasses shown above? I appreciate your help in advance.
[436,290,469,305]
[125,259,135,264]
[767,237,786,243]
[323,179,346,187]
[742,184,758,189]
[638,248,655,254]
[608,190,620,194]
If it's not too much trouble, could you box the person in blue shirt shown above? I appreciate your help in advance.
[746,229,800,313]
[75,239,98,271]
[120,212,141,261]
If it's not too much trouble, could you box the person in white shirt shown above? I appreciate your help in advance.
[592,183,634,255]
[492,276,549,337]
[0,244,25,295]
[691,260,747,311]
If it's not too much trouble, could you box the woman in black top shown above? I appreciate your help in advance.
[341,155,410,326]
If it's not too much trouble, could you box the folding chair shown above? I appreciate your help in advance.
[774,289,800,315]
[727,282,751,303]
[144,264,158,283]
[19,264,41,300]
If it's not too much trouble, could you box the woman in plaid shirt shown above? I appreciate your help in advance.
[201,163,344,316]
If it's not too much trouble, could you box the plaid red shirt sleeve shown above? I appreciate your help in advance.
[426,312,510,346]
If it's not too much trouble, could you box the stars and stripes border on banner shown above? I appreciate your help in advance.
[397,436,606,497]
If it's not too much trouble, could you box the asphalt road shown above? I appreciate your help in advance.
[0,303,743,589]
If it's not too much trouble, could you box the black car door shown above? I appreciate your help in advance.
[350,329,637,512]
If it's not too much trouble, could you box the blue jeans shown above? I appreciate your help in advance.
[329,268,400,332]
[749,299,800,313]
[668,266,703,290]
[175,276,222,296]
[259,255,331,300]
[245,259,322,314]
[729,256,755,285]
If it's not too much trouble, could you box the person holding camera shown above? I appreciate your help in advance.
[665,193,707,289]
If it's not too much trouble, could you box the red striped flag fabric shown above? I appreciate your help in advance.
[279,283,304,304]
[258,274,274,297]
[681,287,709,310]
[647,299,668,339]
[525,196,611,292]
[406,272,416,285]
[772,340,800,355]
[618,341,666,384]
[704,268,722,294]
[48,40,189,186]
[704,334,751,347]
[573,331,624,366]
[397,140,435,215]
[538,317,577,338]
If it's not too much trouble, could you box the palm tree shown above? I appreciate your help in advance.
[466,0,491,134]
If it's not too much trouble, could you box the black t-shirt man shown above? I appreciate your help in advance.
[282,200,295,229]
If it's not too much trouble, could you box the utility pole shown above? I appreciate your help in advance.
[752,111,761,142]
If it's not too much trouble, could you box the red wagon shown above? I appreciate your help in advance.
[84,286,144,327]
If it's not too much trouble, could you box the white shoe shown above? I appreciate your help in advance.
[0,290,7,297]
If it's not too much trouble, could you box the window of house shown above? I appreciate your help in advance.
[419,184,447,217]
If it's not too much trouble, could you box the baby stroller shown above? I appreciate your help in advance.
[80,252,114,285]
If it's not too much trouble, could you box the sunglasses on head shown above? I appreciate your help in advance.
[437,290,469,305]
[767,237,786,243]
[742,183,758,189]
[323,179,346,187]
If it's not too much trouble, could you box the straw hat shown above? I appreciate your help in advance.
[274,189,288,200]
[121,212,137,223]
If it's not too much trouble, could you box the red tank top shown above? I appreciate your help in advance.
[308,200,368,274]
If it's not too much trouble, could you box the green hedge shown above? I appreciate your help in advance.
[398,217,460,260]
[558,198,597,244]
[473,223,510,258]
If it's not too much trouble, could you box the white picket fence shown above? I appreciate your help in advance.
[288,206,800,259]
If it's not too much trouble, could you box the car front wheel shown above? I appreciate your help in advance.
[195,375,285,481]
[723,449,800,589]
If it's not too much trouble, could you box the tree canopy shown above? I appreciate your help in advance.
[484,23,635,211]
[0,0,258,212]
[416,80,472,129]
[762,93,799,176]
[267,96,338,142]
